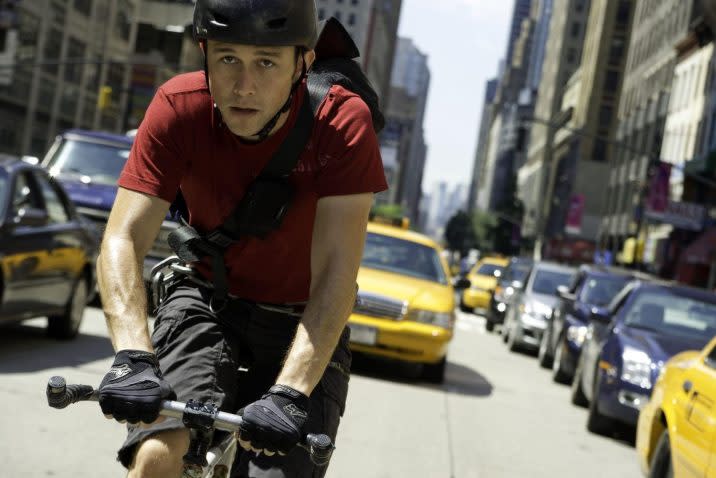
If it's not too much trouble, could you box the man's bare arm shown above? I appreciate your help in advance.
[276,193,373,395]
[97,187,170,352]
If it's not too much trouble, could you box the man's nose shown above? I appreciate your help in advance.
[233,70,256,97]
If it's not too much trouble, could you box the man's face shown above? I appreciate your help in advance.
[207,41,302,140]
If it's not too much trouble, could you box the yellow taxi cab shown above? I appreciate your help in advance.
[348,217,461,383]
[636,335,716,477]
[460,256,509,312]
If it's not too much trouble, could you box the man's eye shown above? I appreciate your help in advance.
[259,59,275,68]
[221,56,237,64]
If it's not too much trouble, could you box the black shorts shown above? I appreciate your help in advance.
[117,282,351,478]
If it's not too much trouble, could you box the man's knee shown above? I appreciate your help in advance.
[127,428,191,478]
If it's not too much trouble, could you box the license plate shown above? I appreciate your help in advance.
[349,324,377,345]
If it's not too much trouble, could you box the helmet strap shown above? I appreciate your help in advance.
[252,49,308,141]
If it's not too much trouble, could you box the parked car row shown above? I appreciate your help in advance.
[461,256,716,477]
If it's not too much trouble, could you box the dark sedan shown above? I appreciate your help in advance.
[485,256,533,332]
[538,265,647,383]
[0,155,99,339]
[570,281,716,435]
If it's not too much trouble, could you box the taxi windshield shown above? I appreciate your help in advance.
[361,232,448,285]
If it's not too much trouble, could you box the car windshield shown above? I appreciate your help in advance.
[502,262,531,284]
[579,275,631,306]
[624,291,716,340]
[475,263,504,277]
[531,269,573,295]
[361,232,448,284]
[46,138,131,186]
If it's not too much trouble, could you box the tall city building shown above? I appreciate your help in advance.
[542,0,635,245]
[602,0,698,258]
[0,0,141,156]
[382,37,430,226]
[505,0,534,66]
[317,0,402,107]
[517,0,591,250]
[466,78,498,213]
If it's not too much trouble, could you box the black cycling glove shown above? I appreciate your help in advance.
[239,384,310,454]
[98,349,175,424]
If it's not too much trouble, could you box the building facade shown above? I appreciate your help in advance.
[467,78,498,213]
[602,0,698,257]
[544,0,635,244]
[517,0,591,249]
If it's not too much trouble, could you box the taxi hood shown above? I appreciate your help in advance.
[357,267,454,312]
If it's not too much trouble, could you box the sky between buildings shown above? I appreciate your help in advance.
[397,0,512,194]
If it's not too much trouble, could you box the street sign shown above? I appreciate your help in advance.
[645,200,706,231]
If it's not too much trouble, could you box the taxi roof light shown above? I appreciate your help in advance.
[369,213,410,229]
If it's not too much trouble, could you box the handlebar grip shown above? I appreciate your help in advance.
[304,433,334,466]
[46,376,96,409]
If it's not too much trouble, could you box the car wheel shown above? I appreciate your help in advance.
[586,374,615,435]
[422,356,447,384]
[570,354,589,407]
[552,337,570,384]
[485,320,495,333]
[47,278,88,340]
[501,315,510,343]
[507,323,521,352]
[648,429,674,478]
[538,328,553,368]
[459,300,473,314]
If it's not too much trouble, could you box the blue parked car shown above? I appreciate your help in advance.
[41,130,177,281]
[570,280,716,435]
[538,265,651,383]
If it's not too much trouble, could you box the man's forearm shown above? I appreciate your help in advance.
[97,235,153,353]
[276,263,357,396]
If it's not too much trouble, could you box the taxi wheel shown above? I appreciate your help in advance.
[485,320,495,333]
[507,324,521,352]
[459,300,473,314]
[648,429,674,478]
[422,357,446,384]
[47,278,88,340]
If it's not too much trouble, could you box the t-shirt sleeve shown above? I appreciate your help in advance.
[118,87,188,203]
[314,93,388,198]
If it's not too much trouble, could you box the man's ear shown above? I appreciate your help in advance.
[294,49,316,81]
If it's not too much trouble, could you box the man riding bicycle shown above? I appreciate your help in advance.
[96,1,387,476]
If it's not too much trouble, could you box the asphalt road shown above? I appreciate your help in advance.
[0,307,642,477]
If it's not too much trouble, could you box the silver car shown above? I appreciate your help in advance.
[502,261,576,352]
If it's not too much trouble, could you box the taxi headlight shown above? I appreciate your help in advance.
[408,309,455,329]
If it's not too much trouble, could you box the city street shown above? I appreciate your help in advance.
[0,307,641,477]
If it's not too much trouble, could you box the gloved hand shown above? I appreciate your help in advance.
[238,384,310,455]
[98,349,175,424]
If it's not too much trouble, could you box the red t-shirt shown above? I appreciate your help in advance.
[119,71,387,303]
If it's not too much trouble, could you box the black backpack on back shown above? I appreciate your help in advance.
[166,17,384,308]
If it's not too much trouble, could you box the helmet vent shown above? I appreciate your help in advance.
[208,11,229,28]
[266,17,288,30]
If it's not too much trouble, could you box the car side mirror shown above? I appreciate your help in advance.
[13,207,48,227]
[589,307,612,323]
[557,285,576,301]
[455,278,471,289]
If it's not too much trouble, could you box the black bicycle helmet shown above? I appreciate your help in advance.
[193,0,319,49]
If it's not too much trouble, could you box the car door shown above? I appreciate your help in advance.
[31,170,86,307]
[673,343,716,478]
[552,271,585,350]
[0,170,59,315]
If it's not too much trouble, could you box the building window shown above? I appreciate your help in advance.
[335,11,342,21]
[609,38,625,66]
[352,0,359,4]
[599,105,613,128]
[604,70,620,92]
[74,0,92,16]
[43,28,63,75]
[571,22,581,38]
[318,8,325,20]
[115,0,131,42]
[348,13,356,26]
[616,1,631,27]
[566,48,577,63]
[65,38,85,83]
[0,30,6,53]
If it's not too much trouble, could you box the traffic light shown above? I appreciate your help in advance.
[97,86,112,110]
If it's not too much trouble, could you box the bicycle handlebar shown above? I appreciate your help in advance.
[46,376,334,466]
